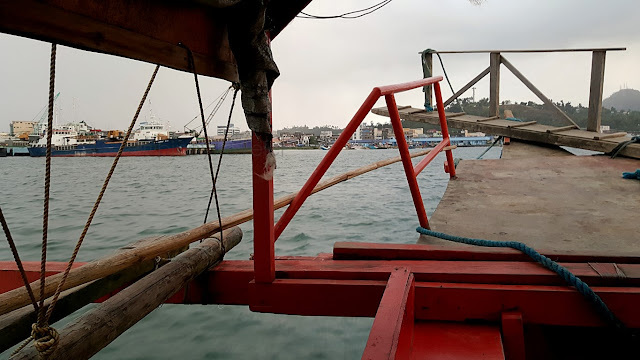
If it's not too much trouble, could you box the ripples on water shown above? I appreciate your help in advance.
[0,147,500,359]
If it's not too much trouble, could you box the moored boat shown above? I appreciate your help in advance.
[28,119,193,157]
[28,137,192,157]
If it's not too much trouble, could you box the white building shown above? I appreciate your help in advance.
[351,123,363,141]
[9,121,37,136]
[217,123,241,136]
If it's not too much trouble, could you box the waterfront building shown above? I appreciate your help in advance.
[9,121,37,136]
[217,123,241,136]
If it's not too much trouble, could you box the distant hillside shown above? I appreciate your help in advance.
[603,88,640,111]
[442,97,640,133]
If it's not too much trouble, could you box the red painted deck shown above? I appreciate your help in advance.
[411,322,504,360]
[3,240,639,358]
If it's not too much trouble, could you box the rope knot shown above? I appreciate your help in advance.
[31,324,59,358]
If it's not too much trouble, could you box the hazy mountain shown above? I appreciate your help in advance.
[603,88,640,111]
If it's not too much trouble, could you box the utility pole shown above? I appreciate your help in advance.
[472,87,476,102]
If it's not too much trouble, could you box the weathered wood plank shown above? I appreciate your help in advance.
[421,51,433,109]
[444,112,467,118]
[402,108,427,114]
[0,0,310,80]
[587,51,607,132]
[0,0,237,80]
[547,125,580,133]
[476,116,500,122]
[12,227,242,360]
[489,52,501,117]
[507,120,537,128]
[371,107,640,159]
[594,132,627,140]
[432,48,626,54]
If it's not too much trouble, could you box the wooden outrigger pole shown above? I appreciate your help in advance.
[11,228,242,360]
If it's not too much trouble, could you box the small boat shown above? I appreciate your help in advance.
[320,145,330,150]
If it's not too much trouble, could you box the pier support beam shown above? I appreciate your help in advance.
[587,51,606,132]
[421,51,433,110]
[489,52,501,117]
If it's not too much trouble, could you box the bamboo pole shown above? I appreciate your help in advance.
[0,236,179,353]
[11,227,242,360]
[0,149,434,315]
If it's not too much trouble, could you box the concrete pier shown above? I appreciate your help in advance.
[422,146,640,255]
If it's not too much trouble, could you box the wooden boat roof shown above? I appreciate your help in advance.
[0,0,312,82]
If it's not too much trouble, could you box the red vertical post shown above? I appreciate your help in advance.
[252,33,275,284]
[501,311,526,360]
[434,82,456,179]
[386,94,430,229]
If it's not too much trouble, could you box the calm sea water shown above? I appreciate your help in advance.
[1,147,500,359]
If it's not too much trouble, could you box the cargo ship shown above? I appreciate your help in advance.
[28,137,193,157]
[28,120,193,157]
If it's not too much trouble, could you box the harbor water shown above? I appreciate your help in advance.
[1,147,501,359]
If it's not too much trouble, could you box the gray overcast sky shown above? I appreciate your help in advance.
[1,0,638,133]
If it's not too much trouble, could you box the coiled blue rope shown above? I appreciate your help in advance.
[622,169,640,180]
[416,226,625,329]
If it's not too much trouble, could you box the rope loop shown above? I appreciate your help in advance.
[31,323,59,358]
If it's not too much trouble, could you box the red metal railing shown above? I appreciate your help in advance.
[274,76,455,238]
[253,76,456,283]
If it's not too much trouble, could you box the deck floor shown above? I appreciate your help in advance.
[421,154,640,255]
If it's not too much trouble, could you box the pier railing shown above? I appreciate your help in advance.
[421,48,626,132]
[254,76,456,283]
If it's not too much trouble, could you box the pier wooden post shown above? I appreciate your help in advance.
[587,50,606,132]
[11,227,242,360]
[489,52,501,117]
[421,51,433,110]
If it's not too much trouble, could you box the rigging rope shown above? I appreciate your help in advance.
[44,65,160,327]
[178,42,226,255]
[297,0,393,19]
[205,85,240,225]
[0,206,38,312]
[416,226,625,330]
[421,49,464,112]
[13,42,60,359]
[38,43,57,328]
[184,86,232,136]
[476,136,503,160]
[608,136,639,159]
